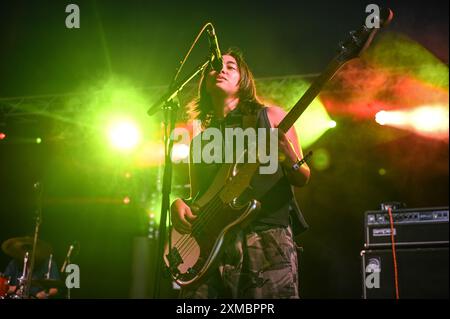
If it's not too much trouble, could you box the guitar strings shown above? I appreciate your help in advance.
[175,196,223,259]
[177,200,220,258]
[173,194,222,255]
[173,192,221,250]
[174,163,261,263]
[173,143,262,270]
[178,195,227,257]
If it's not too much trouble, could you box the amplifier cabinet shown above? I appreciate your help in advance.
[361,247,449,299]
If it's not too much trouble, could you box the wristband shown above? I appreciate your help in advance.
[292,159,302,171]
[291,151,313,171]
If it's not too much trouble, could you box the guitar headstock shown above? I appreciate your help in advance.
[337,7,393,63]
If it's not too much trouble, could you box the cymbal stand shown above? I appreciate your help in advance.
[15,251,29,297]
[44,254,53,279]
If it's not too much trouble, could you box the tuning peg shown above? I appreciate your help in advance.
[349,30,357,42]
[338,41,347,51]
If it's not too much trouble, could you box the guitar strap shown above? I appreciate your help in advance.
[242,113,258,131]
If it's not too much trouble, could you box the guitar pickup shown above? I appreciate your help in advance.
[166,248,183,274]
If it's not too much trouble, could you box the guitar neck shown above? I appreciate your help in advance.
[277,57,345,133]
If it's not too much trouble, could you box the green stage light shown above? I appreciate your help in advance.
[36,137,42,144]
[257,78,334,148]
[311,148,331,171]
[107,119,141,151]
[293,99,335,149]
[72,77,163,169]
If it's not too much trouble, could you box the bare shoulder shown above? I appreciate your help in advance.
[265,105,286,126]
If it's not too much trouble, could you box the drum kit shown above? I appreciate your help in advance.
[1,183,76,299]
[0,236,65,299]
[0,273,9,298]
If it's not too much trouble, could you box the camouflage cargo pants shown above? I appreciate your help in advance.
[180,225,299,299]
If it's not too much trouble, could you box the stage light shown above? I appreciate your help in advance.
[375,111,386,125]
[123,196,131,204]
[36,137,42,144]
[378,168,387,176]
[0,132,6,140]
[171,143,190,162]
[136,141,165,167]
[311,148,331,171]
[375,106,448,138]
[107,120,141,151]
[293,99,334,149]
[257,77,333,148]
[375,110,405,126]
[410,106,448,133]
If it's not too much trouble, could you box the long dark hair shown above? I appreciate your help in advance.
[191,48,263,128]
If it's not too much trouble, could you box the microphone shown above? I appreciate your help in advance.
[60,244,75,273]
[206,25,223,72]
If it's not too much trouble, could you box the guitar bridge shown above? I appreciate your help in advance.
[166,248,183,277]
[187,267,198,275]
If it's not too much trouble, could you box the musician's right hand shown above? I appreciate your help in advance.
[171,199,197,234]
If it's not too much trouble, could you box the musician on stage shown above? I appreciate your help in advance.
[171,48,310,298]
[3,256,60,299]
[2,237,61,299]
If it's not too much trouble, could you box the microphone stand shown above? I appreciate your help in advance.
[23,182,43,299]
[60,244,74,299]
[147,60,210,117]
[16,252,29,298]
[66,253,71,299]
[148,59,210,299]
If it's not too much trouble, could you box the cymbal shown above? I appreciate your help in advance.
[30,279,65,289]
[1,237,52,262]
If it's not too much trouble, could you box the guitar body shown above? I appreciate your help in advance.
[164,163,261,287]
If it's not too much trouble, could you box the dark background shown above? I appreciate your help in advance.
[0,0,448,298]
